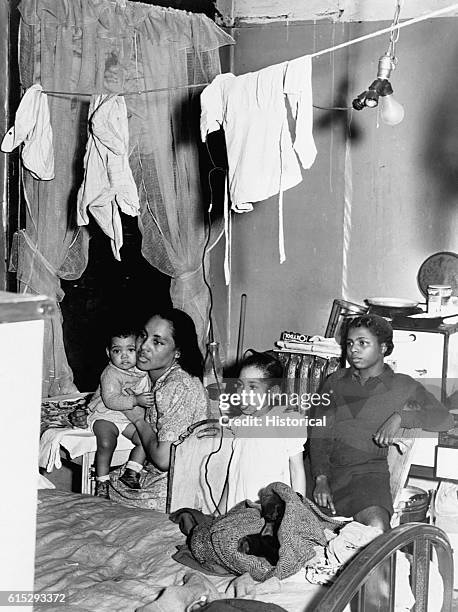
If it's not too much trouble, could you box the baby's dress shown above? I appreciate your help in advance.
[87,363,150,432]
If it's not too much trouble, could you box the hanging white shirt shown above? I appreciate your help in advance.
[200,55,316,212]
[77,94,140,261]
[1,83,54,180]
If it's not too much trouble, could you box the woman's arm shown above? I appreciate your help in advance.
[125,406,171,471]
[289,451,306,498]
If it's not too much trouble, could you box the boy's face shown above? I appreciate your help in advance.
[107,335,137,370]
[346,326,386,372]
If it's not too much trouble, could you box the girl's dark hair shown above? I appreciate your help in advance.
[149,308,204,379]
[346,314,394,356]
[239,350,284,380]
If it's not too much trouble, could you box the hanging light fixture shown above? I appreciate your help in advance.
[352,1,405,126]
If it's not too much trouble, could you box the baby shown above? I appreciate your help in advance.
[87,328,154,498]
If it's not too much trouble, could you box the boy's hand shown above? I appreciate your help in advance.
[313,475,336,515]
[373,412,402,447]
[135,392,155,408]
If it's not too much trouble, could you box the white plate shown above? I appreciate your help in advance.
[366,297,418,308]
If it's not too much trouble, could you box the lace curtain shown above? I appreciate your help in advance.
[15,0,233,395]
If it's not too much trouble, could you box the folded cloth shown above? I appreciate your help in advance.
[275,340,341,357]
[326,521,382,566]
[189,482,346,582]
[38,428,71,472]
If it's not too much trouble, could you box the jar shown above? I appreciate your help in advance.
[427,285,452,314]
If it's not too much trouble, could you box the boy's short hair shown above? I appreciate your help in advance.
[105,327,138,349]
[346,314,394,356]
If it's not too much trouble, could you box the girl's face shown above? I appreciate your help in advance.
[238,364,271,414]
[136,316,178,380]
[346,326,386,374]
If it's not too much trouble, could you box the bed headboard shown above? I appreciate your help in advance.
[316,523,454,611]
[167,419,234,514]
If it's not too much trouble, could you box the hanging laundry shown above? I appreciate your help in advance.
[77,94,140,261]
[1,83,54,180]
[200,56,316,212]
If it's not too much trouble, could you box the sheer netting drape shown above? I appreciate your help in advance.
[16,0,233,394]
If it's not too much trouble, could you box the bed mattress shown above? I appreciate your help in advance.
[34,490,325,612]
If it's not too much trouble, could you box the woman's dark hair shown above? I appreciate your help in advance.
[239,350,284,381]
[346,314,394,356]
[149,308,204,379]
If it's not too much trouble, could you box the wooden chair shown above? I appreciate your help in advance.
[166,419,235,514]
[388,427,424,526]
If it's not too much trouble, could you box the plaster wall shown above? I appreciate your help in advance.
[217,0,458,23]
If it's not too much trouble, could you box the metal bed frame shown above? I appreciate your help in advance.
[316,523,454,611]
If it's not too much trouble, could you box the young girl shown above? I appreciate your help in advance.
[220,352,306,512]
[87,328,154,498]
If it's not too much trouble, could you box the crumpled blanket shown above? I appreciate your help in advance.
[77,94,140,261]
[1,83,54,180]
[189,482,345,582]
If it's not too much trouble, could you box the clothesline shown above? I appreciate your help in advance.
[40,2,458,98]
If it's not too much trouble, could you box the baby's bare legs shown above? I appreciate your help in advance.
[93,420,118,477]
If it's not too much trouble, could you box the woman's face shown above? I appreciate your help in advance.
[346,326,386,373]
[136,316,178,379]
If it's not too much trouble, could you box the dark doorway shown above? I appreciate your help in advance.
[61,216,171,391]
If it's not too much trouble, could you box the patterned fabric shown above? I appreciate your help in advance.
[190,482,345,582]
[109,365,210,511]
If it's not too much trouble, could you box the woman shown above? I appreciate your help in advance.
[109,308,210,511]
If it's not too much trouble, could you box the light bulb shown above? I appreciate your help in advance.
[379,94,405,126]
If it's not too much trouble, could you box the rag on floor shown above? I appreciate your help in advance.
[1,83,54,180]
[77,94,140,260]
[188,481,345,582]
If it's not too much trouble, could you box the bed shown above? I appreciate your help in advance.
[34,487,454,612]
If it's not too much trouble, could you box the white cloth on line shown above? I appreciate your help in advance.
[1,83,54,180]
[39,427,134,472]
[76,94,140,261]
[200,56,316,210]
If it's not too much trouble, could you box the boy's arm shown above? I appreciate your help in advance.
[309,379,336,480]
[289,452,306,498]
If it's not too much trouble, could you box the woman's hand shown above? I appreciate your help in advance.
[313,475,336,515]
[373,412,402,447]
[124,405,146,425]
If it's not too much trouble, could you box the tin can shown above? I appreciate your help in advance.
[427,285,452,314]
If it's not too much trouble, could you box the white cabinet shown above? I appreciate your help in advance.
[0,292,55,597]
[385,324,458,472]
[386,326,458,402]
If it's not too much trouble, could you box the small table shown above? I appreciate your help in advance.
[45,428,134,494]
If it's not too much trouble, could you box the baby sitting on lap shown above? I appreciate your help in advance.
[87,327,154,498]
